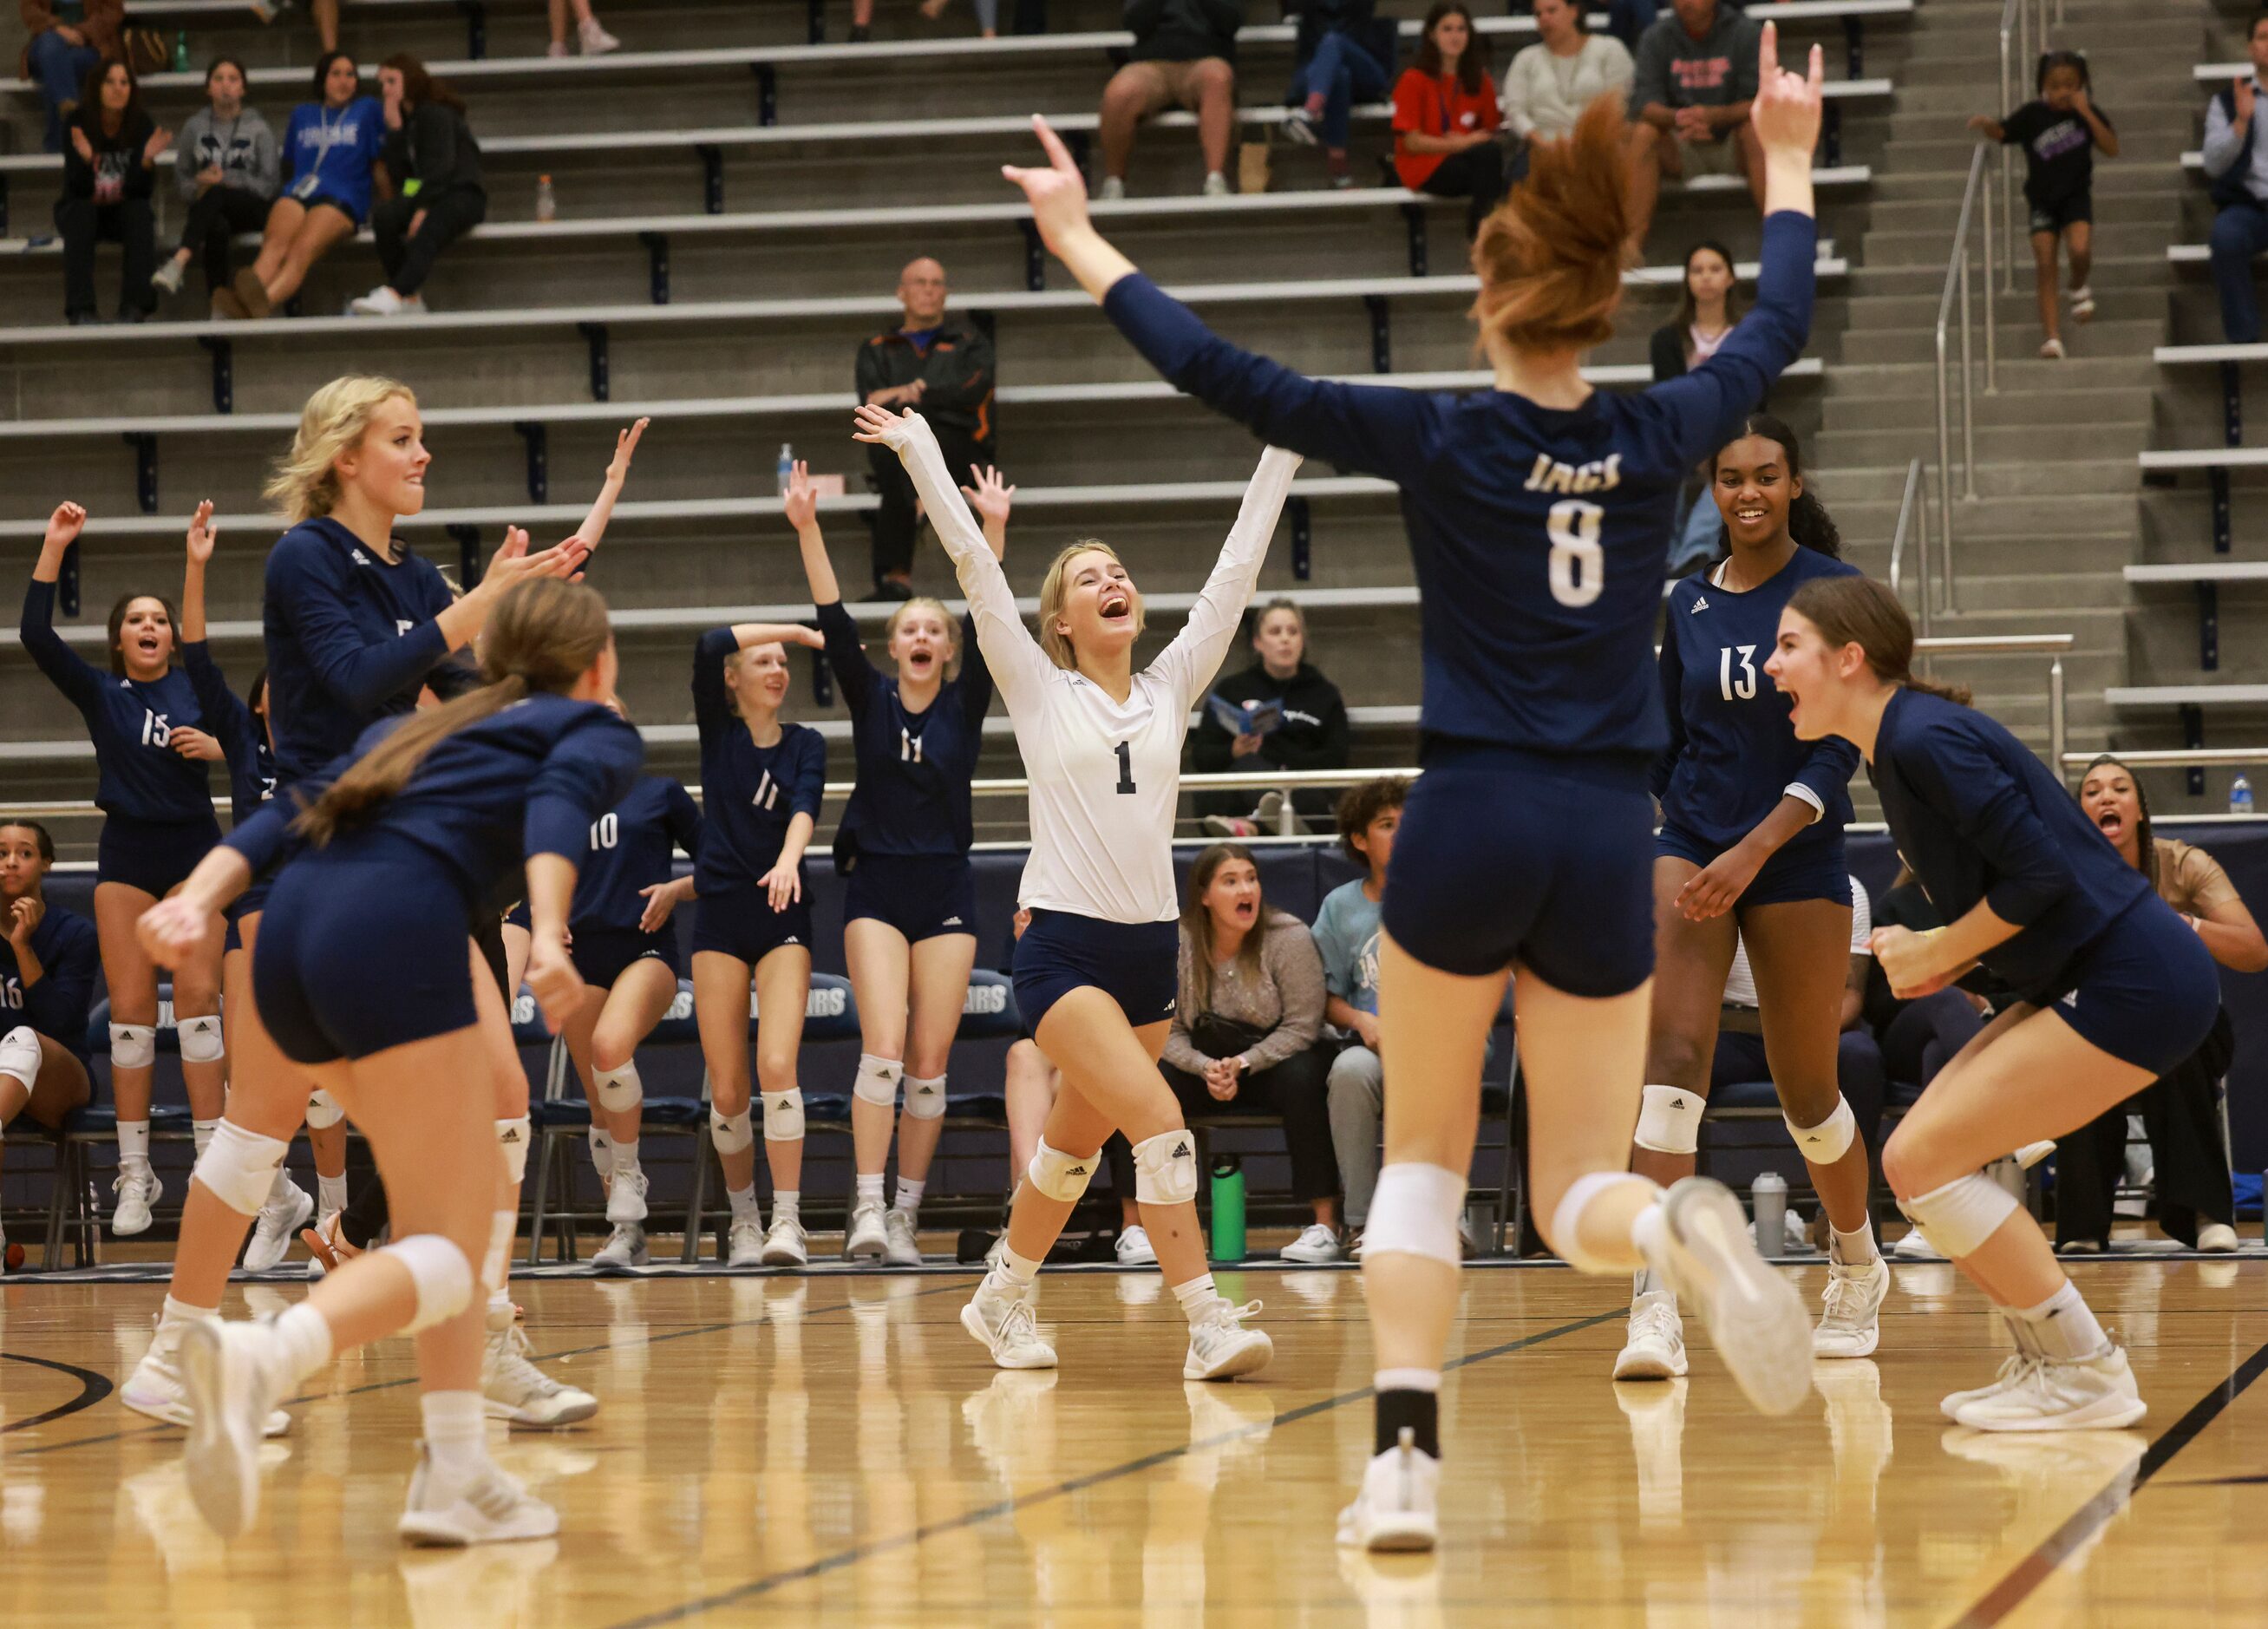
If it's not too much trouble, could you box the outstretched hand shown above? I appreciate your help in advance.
[781,459,820,531]
[485,526,590,592]
[1749,20,1827,160]
[960,463,1016,527]
[44,501,87,554]
[605,416,649,484]
[185,499,218,566]
[852,402,930,452]
[1001,114,1094,258]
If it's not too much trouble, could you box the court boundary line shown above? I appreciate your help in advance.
[1949,1337,2268,1627]
[601,1306,1625,1628]
[0,1351,115,1434]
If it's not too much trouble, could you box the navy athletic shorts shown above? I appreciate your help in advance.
[98,812,223,899]
[690,884,814,966]
[1012,909,1179,1033]
[569,925,680,989]
[224,875,273,955]
[843,853,978,944]
[2033,896,2219,1077]
[1656,821,1853,911]
[1382,742,1656,998]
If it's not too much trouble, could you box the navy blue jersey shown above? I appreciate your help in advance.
[183,641,278,828]
[691,629,827,894]
[572,775,702,932]
[0,898,99,1060]
[1655,547,1861,854]
[819,599,992,860]
[261,518,479,786]
[1102,211,1816,767]
[20,579,220,825]
[229,692,644,915]
[1871,687,2153,1002]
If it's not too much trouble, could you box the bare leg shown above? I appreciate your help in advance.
[1624,123,1674,259]
[171,900,229,1125]
[2066,220,2094,308]
[1099,63,1168,183]
[310,0,340,49]
[263,203,355,306]
[692,950,758,1195]
[588,959,676,1147]
[753,945,811,1196]
[1629,857,1736,1192]
[1002,1039,1058,1177]
[1742,899,1872,1235]
[93,881,161,1142]
[1190,60,1237,178]
[895,931,977,1181]
[845,919,911,1177]
[2032,230,2061,344]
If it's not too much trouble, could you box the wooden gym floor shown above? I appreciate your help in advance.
[0,1253,2264,1626]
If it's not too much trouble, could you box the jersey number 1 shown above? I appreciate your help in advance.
[1114,741,1135,795]
[1546,500,1605,609]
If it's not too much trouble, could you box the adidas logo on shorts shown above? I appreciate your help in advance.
[942,916,964,926]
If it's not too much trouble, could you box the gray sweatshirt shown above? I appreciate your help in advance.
[1163,908,1326,1076]
[173,105,281,202]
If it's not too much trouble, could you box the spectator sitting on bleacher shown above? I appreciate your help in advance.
[21,0,117,154]
[1313,775,1402,1257]
[1968,50,2115,361]
[217,50,383,320]
[1282,0,1393,191]
[548,0,620,57]
[350,54,486,317]
[1098,0,1245,200]
[856,258,997,599]
[57,58,166,325]
[1502,0,1633,149]
[1625,0,1763,261]
[2202,12,2268,346]
[0,818,98,1264]
[1651,240,1742,573]
[1390,3,1506,236]
[1192,598,1350,837]
[152,59,280,311]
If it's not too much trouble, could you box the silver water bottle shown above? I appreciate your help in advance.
[1751,1170,1788,1255]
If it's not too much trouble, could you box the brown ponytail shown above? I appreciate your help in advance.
[1784,575,1973,707]
[294,579,612,847]
[1469,94,1628,355]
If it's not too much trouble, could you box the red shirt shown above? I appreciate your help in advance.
[1391,67,1502,189]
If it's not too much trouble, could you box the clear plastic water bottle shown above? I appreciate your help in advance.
[776,443,794,495]
[2233,774,2256,817]
[173,30,190,72]
[534,175,557,224]
[1750,1170,1788,1255]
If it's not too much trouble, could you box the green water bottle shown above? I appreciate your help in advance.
[1209,1154,1245,1263]
[173,30,190,72]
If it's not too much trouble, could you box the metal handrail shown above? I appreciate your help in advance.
[1997,0,2050,295]
[1887,455,1931,637]
[2061,749,2264,769]
[1935,143,1991,614]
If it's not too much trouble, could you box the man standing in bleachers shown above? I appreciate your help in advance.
[855,256,997,600]
[2203,12,2268,345]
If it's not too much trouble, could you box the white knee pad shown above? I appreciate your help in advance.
[381,1233,476,1334]
[761,1088,805,1142]
[303,1088,345,1130]
[852,1052,902,1110]
[1898,1172,2020,1260]
[1548,1170,1662,1275]
[1025,1137,1096,1202]
[193,1119,289,1216]
[1632,1084,1703,1155]
[594,1061,642,1115]
[108,1023,157,1071]
[177,1014,225,1065]
[902,1071,947,1122]
[494,1117,531,1186]
[1363,1162,1466,1267]
[1785,1095,1859,1166]
[0,1024,40,1091]
[1130,1129,1199,1207]
[709,1106,754,1156]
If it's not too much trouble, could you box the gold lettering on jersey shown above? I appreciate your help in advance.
[1522,454,1622,496]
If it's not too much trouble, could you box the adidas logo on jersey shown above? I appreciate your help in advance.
[1690,595,1709,615]
[350,548,369,565]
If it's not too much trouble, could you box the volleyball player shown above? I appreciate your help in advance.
[139,576,641,1544]
[854,402,1287,1383]
[1767,575,2217,1431]
[0,818,98,1267]
[21,501,228,1235]
[1618,414,1885,1380]
[689,613,829,1266]
[999,23,1827,1548]
[787,459,1009,1265]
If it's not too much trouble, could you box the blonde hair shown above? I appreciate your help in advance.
[1036,540,1142,671]
[885,595,962,670]
[265,375,419,525]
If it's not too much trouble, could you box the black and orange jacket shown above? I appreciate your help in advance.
[854,319,997,444]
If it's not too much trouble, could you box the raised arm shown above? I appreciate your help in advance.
[1150,446,1303,712]
[181,499,216,643]
[571,418,648,556]
[21,503,101,708]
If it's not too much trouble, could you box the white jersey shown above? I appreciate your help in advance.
[1724,875,1871,1008]
[883,414,1300,924]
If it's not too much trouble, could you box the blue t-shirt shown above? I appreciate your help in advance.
[183,641,277,828]
[20,579,221,828]
[1654,546,1862,856]
[819,599,992,861]
[0,899,99,1061]
[282,95,384,221]
[573,775,702,932]
[1311,877,1383,1017]
[691,629,827,894]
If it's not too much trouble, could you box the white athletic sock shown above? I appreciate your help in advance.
[160,1292,215,1331]
[317,1174,347,1218]
[267,1165,297,1205]
[893,1176,925,1215]
[611,1137,641,1176]
[1173,1272,1220,1325]
[192,1120,219,1156]
[985,1243,1041,1294]
[773,1190,801,1226]
[117,1121,150,1164]
[1831,1221,1880,1266]
[1633,1266,1666,1299]
[856,1173,886,1207]
[420,1390,489,1482]
[727,1185,761,1222]
[2012,1280,2108,1363]
[1630,1200,1668,1267]
[1374,1366,1441,1394]
[271,1301,334,1384]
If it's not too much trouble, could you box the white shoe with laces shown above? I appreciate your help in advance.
[112,1164,161,1236]
[1938,1351,2040,1422]
[123,1327,292,1437]
[1336,1427,1439,1552]
[961,1284,1057,1369]
[1645,1177,1811,1416]
[727,1215,764,1266]
[244,1181,314,1272]
[1115,1224,1156,1266]
[1813,1253,1890,1358]
[605,1168,648,1227]
[1953,1341,2145,1432]
[1612,1290,1688,1380]
[761,1214,808,1267]
[397,1443,560,1546]
[883,1207,922,1266]
[179,1318,286,1538]
[1183,1297,1272,1380]
[1893,1227,1943,1261]
[592,1221,648,1272]
[843,1200,888,1260]
[1279,1222,1344,1264]
[481,1323,598,1427]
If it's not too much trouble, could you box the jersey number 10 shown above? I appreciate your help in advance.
[1546,500,1605,609]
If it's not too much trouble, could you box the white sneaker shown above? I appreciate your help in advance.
[1814,1254,1890,1358]
[244,1181,314,1272]
[960,1284,1057,1370]
[1183,1297,1271,1381]
[1613,1289,1688,1380]
[122,1336,291,1437]
[727,1215,764,1266]
[113,1164,161,1236]
[179,1318,285,1538]
[1892,1227,1942,1261]
[578,15,620,54]
[1282,108,1319,147]
[1099,176,1127,202]
[1201,171,1230,197]
[2068,285,2095,323]
[1954,1342,2146,1432]
[843,1200,888,1260]
[2197,1222,2239,1253]
[1647,1177,1811,1416]
[883,1207,922,1266]
[398,1444,560,1546]
[481,1323,598,1427]
[1280,1222,1344,1264]
[592,1222,648,1272]
[1115,1225,1156,1266]
[605,1168,648,1227]
[151,258,187,295]
[349,284,410,317]
[1938,1351,2039,1422]
[761,1214,808,1267]
[2039,337,2067,360]
[1335,1427,1438,1552]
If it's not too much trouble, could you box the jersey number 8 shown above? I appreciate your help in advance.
[1546,500,1605,609]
